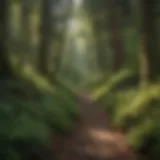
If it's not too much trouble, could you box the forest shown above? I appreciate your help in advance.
[0,0,160,160]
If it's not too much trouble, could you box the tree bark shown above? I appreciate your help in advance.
[139,0,155,87]
[20,0,32,59]
[92,18,108,73]
[38,0,53,75]
[107,1,124,72]
[0,0,13,77]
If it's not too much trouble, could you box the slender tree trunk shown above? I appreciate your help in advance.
[53,0,73,76]
[53,21,69,76]
[93,20,108,73]
[139,0,155,87]
[39,0,53,75]
[107,1,124,72]
[53,34,65,75]
[19,0,32,67]
[21,1,32,54]
[0,0,13,77]
[143,0,157,80]
[96,35,107,72]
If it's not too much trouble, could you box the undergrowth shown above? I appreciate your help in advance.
[0,69,78,160]
[113,85,160,159]
[90,72,160,160]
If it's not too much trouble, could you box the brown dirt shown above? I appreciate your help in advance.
[52,97,139,160]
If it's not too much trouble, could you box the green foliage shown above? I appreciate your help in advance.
[89,70,132,102]
[109,84,160,158]
[0,73,78,159]
[91,72,160,159]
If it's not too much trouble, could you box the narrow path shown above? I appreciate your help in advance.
[52,94,139,160]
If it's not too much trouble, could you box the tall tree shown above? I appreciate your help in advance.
[95,26,108,73]
[0,0,13,77]
[107,0,124,72]
[86,0,124,72]
[19,0,32,66]
[53,0,73,75]
[139,0,156,87]
[85,0,111,73]
[38,0,53,75]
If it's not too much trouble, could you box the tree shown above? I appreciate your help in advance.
[19,0,32,66]
[84,0,124,73]
[0,0,13,77]
[107,0,124,72]
[139,0,156,87]
[38,0,53,75]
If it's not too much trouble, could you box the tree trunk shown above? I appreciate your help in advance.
[0,0,13,77]
[107,1,124,72]
[96,35,108,72]
[139,0,155,87]
[93,19,108,73]
[18,0,32,69]
[53,0,73,76]
[38,0,53,75]
[144,0,158,80]
[20,0,32,61]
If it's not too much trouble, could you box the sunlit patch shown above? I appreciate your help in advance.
[88,129,119,142]
[74,0,83,6]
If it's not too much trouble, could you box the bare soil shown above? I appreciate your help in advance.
[52,95,139,160]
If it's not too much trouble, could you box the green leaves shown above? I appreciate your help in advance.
[90,70,131,101]
[110,83,160,158]
[0,76,78,159]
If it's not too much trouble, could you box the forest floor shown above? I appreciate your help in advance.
[52,95,139,160]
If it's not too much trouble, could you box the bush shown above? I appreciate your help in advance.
[0,75,78,160]
[90,72,160,159]
[111,84,160,159]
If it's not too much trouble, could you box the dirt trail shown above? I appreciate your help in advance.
[52,95,139,160]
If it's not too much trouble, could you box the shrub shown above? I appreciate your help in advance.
[0,74,78,160]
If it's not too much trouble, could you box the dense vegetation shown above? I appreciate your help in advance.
[0,70,78,160]
[91,76,160,159]
[0,0,160,160]
[85,1,160,159]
